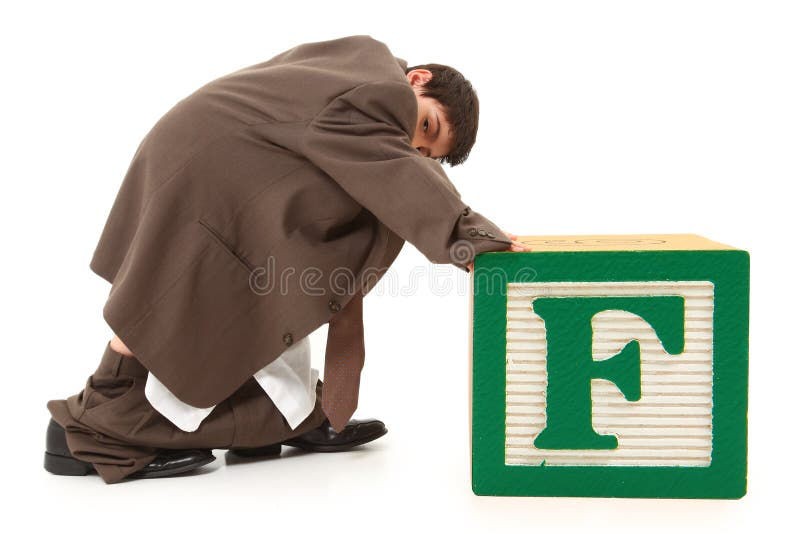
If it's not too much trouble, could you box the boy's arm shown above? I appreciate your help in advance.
[300,80,512,272]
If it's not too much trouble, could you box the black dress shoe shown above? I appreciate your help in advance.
[229,418,387,456]
[226,442,282,458]
[283,418,387,452]
[43,418,215,479]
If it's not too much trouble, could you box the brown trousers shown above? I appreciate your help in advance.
[47,343,328,484]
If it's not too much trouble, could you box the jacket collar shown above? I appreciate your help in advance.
[395,56,408,73]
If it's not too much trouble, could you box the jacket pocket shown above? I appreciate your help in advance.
[197,218,255,275]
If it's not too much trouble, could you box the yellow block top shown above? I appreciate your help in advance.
[514,234,737,252]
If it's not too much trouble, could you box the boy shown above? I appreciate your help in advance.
[44,35,529,483]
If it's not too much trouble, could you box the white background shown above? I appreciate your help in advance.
[2,1,797,532]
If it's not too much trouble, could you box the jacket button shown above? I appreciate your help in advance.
[478,229,488,237]
[328,299,341,312]
[487,232,496,238]
[283,333,294,346]
[462,207,470,216]
[468,228,478,237]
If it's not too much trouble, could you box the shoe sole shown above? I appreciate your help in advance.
[283,426,388,452]
[44,451,215,479]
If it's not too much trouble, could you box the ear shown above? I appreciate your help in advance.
[405,69,433,88]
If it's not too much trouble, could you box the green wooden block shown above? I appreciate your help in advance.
[470,234,749,499]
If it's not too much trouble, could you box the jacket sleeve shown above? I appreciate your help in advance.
[299,80,512,272]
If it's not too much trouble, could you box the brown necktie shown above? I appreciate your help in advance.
[322,290,365,433]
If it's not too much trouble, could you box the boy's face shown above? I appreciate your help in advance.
[406,69,455,159]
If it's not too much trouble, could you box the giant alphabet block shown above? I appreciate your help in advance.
[470,234,749,498]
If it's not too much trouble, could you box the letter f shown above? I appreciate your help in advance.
[532,296,685,450]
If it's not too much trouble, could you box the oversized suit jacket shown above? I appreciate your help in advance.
[90,35,513,409]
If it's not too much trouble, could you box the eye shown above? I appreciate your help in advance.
[423,119,429,133]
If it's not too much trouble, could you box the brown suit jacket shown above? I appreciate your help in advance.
[90,35,512,409]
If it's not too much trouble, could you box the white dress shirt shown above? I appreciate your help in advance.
[143,335,319,432]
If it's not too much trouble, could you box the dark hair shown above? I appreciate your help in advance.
[404,63,479,166]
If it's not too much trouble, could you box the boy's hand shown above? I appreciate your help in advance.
[466,231,532,271]
[504,232,532,252]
